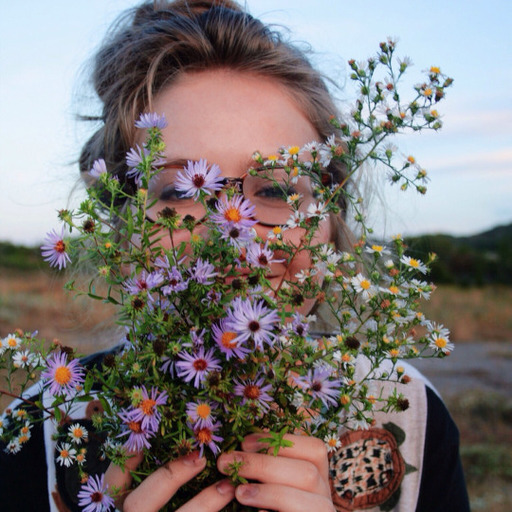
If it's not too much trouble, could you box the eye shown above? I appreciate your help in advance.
[158,185,189,202]
[253,183,294,201]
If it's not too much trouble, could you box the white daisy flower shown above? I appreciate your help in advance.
[68,423,89,444]
[306,201,329,221]
[56,443,77,467]
[5,439,21,454]
[324,433,342,453]
[351,273,377,301]
[12,350,36,369]
[3,334,22,351]
[365,244,390,256]
[400,255,427,274]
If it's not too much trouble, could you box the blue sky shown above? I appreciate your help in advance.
[1,0,511,245]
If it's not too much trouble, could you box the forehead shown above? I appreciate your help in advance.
[149,69,319,174]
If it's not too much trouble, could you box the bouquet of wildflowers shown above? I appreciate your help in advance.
[1,40,453,510]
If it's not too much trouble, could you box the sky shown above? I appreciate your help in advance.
[1,0,511,246]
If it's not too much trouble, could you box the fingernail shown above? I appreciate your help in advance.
[183,451,205,466]
[237,484,259,499]
[243,434,266,452]
[216,480,235,496]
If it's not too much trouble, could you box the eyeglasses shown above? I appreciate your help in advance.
[146,165,329,227]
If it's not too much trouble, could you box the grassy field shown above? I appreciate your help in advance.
[1,269,511,509]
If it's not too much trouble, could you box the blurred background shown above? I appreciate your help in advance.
[1,1,511,509]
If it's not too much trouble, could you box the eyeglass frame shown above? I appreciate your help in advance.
[144,164,334,228]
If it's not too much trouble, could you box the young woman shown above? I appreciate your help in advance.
[0,1,469,511]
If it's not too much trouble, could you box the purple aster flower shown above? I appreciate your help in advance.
[218,223,256,248]
[189,258,217,285]
[125,146,165,185]
[77,473,115,512]
[174,159,224,199]
[117,408,155,452]
[41,352,84,396]
[126,144,149,178]
[135,112,168,129]
[233,375,273,412]
[189,328,206,348]
[212,319,250,361]
[245,241,284,268]
[176,347,221,388]
[130,386,168,432]
[88,158,108,179]
[202,289,221,306]
[41,228,71,270]
[193,421,223,457]
[288,312,311,337]
[161,266,189,294]
[186,400,217,429]
[124,270,163,299]
[210,195,257,230]
[159,356,176,377]
[295,367,341,408]
[225,297,279,350]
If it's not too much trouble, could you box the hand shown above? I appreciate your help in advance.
[217,433,336,512]
[105,450,235,511]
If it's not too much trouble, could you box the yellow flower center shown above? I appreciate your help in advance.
[72,427,84,438]
[19,435,30,444]
[327,438,338,447]
[288,146,300,155]
[272,226,282,235]
[7,337,18,347]
[389,349,400,357]
[407,156,415,164]
[140,399,157,416]
[128,420,142,433]
[196,403,211,419]
[221,331,237,349]
[224,207,242,222]
[196,428,213,444]
[422,87,433,97]
[60,449,69,458]
[408,258,420,268]
[430,66,441,74]
[389,286,399,294]
[372,245,383,252]
[244,384,261,400]
[360,279,371,290]
[54,366,72,386]
[435,338,448,348]
[340,394,351,405]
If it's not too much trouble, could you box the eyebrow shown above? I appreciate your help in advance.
[160,156,263,172]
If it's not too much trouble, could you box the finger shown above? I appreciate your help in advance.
[176,479,235,512]
[218,451,329,498]
[105,451,144,505]
[242,433,329,483]
[122,451,206,512]
[235,483,335,512]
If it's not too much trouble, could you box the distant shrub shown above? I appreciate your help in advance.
[0,241,42,271]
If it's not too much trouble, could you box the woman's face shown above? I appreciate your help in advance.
[147,69,332,314]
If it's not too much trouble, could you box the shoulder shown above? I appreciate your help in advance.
[329,358,469,511]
